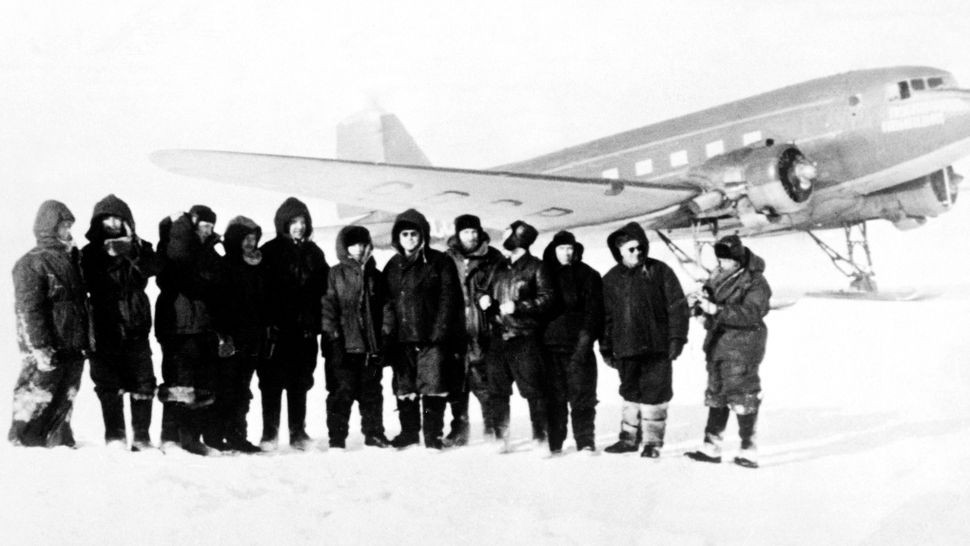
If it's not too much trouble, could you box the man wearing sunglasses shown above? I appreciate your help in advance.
[600,222,689,458]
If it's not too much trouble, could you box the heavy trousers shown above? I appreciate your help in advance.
[325,350,384,442]
[545,349,597,451]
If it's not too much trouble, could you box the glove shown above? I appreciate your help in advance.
[218,336,236,358]
[104,237,133,257]
[33,347,56,372]
[698,296,718,315]
[478,295,493,311]
[668,339,685,361]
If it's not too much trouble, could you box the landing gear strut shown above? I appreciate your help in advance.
[806,223,878,292]
[654,228,712,283]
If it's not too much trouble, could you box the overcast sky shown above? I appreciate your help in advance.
[2,0,970,260]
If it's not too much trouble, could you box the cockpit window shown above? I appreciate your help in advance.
[911,78,926,91]
[928,76,945,88]
[898,80,911,99]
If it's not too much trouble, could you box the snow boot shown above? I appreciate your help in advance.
[527,398,549,443]
[736,411,759,469]
[641,445,661,458]
[604,431,640,454]
[364,433,391,448]
[130,396,154,451]
[640,402,668,448]
[443,392,470,447]
[259,388,282,450]
[391,397,421,448]
[287,390,313,450]
[97,392,127,445]
[422,396,447,449]
[686,406,729,463]
[177,409,214,457]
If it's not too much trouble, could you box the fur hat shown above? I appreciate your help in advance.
[189,204,216,225]
[502,220,538,251]
[343,225,371,248]
[714,234,745,262]
[454,214,483,234]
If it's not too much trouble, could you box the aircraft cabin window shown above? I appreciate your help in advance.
[911,78,926,91]
[898,80,911,100]
[742,131,762,146]
[635,159,653,176]
[705,140,724,158]
[928,77,945,88]
[670,150,688,168]
[601,167,619,179]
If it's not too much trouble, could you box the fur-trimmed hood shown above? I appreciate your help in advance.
[273,197,313,238]
[224,215,263,259]
[33,200,75,247]
[390,208,430,255]
[606,222,649,264]
[86,194,136,242]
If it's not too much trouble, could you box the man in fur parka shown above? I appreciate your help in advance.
[321,225,391,449]
[10,200,90,448]
[81,194,160,451]
[258,197,329,451]
[600,222,689,458]
[686,234,771,469]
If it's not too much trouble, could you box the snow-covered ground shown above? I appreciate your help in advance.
[4,2,970,543]
[1,170,969,545]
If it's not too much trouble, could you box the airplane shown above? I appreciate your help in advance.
[151,65,968,296]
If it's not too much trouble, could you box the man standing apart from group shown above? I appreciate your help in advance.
[600,222,689,458]
[443,214,504,446]
[10,200,89,448]
[259,197,329,451]
[686,234,770,469]
[81,194,160,451]
[321,225,391,449]
[481,220,554,452]
[541,231,603,454]
[383,209,463,449]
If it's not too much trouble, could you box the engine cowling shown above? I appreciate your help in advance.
[853,167,960,229]
[687,144,816,215]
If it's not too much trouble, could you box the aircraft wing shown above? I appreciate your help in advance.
[150,150,700,232]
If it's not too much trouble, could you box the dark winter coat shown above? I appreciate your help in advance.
[486,252,554,340]
[321,226,388,354]
[154,212,223,337]
[383,209,463,345]
[541,235,604,356]
[702,248,771,363]
[260,197,329,335]
[601,222,689,360]
[13,200,90,354]
[214,216,268,355]
[444,232,504,360]
[81,194,160,352]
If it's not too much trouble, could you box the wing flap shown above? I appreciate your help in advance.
[151,150,700,231]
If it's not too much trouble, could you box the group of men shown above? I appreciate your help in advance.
[10,195,771,468]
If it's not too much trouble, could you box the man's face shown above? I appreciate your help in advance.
[555,244,574,266]
[347,242,368,262]
[101,216,123,237]
[242,233,258,254]
[288,216,307,240]
[458,228,480,251]
[718,257,740,273]
[619,239,644,268]
[399,229,422,254]
[196,221,215,242]
[56,220,74,242]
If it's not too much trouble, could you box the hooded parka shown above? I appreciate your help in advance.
[10,200,88,447]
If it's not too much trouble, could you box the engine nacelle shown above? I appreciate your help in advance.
[687,144,816,216]
[854,167,960,227]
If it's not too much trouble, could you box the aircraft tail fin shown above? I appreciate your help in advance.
[336,108,431,166]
